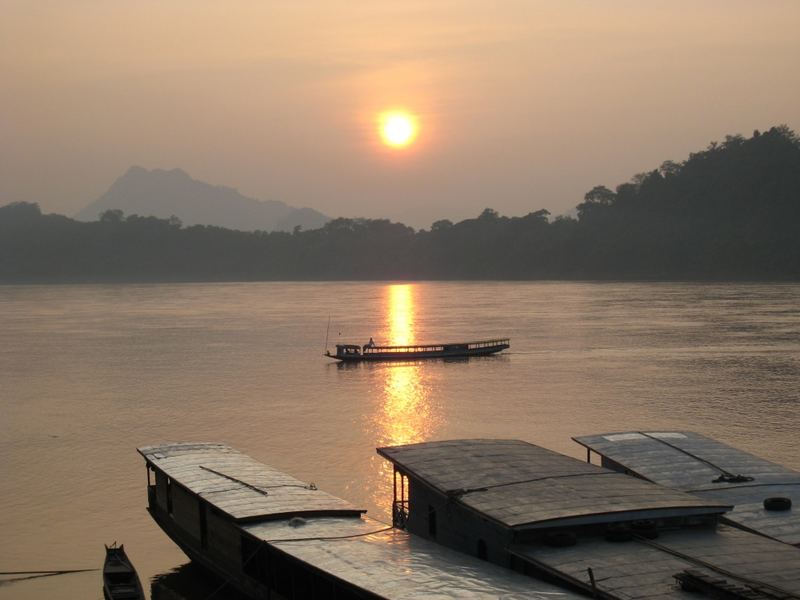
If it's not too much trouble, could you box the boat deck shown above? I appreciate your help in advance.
[573,431,800,545]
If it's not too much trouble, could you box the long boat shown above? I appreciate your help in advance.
[325,338,509,362]
[379,438,800,599]
[137,442,580,600]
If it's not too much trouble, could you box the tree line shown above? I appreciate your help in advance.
[1,126,798,282]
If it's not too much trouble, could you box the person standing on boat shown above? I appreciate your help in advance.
[363,337,376,351]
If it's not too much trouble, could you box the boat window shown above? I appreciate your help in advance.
[199,500,208,550]
[477,539,488,561]
[241,535,268,585]
[272,551,292,597]
[166,477,173,516]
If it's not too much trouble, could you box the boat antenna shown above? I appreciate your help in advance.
[324,315,331,353]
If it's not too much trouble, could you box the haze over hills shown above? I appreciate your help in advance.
[75,166,329,232]
[4,126,798,282]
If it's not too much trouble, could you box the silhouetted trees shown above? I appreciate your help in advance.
[1,126,798,282]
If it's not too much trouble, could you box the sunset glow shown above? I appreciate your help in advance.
[379,112,418,149]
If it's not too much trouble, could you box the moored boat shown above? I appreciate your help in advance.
[325,338,509,362]
[573,430,800,546]
[103,543,144,600]
[138,442,579,600]
[378,438,800,599]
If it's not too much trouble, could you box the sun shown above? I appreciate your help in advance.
[379,111,418,149]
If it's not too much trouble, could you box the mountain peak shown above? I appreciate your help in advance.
[76,167,329,232]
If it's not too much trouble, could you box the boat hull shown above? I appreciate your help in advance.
[146,507,271,600]
[328,341,510,362]
[103,545,145,600]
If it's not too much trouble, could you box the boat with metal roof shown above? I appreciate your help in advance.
[573,430,800,546]
[378,438,800,599]
[137,442,580,600]
[325,338,509,362]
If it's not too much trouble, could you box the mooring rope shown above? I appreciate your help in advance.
[261,525,394,544]
[447,470,616,498]
[0,568,97,575]
[199,466,317,496]
[201,525,395,600]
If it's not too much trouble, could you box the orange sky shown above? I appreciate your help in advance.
[1,0,799,227]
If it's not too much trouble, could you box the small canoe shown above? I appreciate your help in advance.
[103,543,145,600]
[326,338,510,362]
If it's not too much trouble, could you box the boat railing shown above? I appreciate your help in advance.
[465,339,509,350]
[362,339,509,354]
[392,499,409,529]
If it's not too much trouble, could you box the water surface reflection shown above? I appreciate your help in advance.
[367,284,442,512]
[151,563,247,600]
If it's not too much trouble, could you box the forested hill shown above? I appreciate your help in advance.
[2,126,798,282]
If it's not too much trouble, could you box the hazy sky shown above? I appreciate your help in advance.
[2,0,799,228]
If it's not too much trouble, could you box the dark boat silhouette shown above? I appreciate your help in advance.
[103,543,144,600]
[325,338,509,362]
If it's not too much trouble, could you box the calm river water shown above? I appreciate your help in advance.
[1,282,799,599]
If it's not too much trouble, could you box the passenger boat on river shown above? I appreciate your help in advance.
[325,338,509,362]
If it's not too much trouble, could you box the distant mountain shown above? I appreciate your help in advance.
[5,126,798,282]
[75,166,329,232]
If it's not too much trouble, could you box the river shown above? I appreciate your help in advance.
[1,281,798,599]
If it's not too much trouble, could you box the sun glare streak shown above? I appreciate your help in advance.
[368,284,441,515]
[379,111,418,149]
[389,284,414,346]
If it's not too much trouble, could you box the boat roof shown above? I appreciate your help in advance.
[377,439,731,530]
[511,524,800,599]
[244,515,582,599]
[573,431,800,545]
[138,442,364,522]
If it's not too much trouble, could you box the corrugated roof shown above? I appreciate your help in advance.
[138,442,364,522]
[244,515,583,599]
[377,439,731,529]
[511,524,800,599]
[573,431,800,545]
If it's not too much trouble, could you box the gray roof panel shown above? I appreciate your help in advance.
[138,442,364,522]
[378,439,731,529]
[245,515,583,599]
[512,524,800,599]
[573,431,800,545]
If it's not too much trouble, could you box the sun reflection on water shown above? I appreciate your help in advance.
[368,284,441,516]
[388,284,414,347]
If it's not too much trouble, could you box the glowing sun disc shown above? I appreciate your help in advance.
[379,112,418,148]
